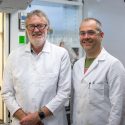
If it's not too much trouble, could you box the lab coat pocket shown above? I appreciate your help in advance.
[89,82,104,103]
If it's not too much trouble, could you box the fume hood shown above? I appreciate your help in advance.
[0,0,32,13]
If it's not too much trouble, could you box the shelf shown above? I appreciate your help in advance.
[32,0,83,6]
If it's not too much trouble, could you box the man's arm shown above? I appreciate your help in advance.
[13,108,27,120]
[45,50,71,115]
[1,55,24,118]
[39,106,53,117]
[107,60,125,125]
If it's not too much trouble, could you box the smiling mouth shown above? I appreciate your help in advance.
[83,40,93,43]
[32,34,41,37]
[32,32,42,37]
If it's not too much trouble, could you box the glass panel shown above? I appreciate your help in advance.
[26,5,80,45]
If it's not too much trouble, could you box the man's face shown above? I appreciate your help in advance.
[26,15,48,47]
[79,20,103,53]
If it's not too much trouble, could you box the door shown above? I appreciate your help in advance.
[0,12,4,124]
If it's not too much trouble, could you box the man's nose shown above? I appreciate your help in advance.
[83,33,90,38]
[34,27,40,31]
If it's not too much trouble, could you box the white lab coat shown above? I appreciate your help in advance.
[1,41,71,125]
[72,48,125,125]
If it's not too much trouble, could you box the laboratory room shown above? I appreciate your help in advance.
[0,0,125,125]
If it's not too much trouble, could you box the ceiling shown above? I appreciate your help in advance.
[0,0,124,13]
[0,0,33,13]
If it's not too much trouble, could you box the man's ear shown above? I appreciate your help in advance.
[47,28,53,34]
[100,32,104,38]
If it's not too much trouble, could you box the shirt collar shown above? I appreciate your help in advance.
[83,47,107,62]
[25,40,51,53]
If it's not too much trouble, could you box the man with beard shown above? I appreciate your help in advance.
[1,10,71,125]
[72,18,125,125]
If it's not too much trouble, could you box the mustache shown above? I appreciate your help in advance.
[32,32,42,36]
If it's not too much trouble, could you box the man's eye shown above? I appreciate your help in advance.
[79,30,98,36]
[80,32,86,35]
[88,31,95,35]
[37,25,42,28]
[30,25,35,28]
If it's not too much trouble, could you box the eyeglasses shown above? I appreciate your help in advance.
[79,30,100,36]
[26,24,47,31]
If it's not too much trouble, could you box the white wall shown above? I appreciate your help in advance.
[83,0,125,66]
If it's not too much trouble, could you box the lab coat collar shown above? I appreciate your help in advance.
[83,47,106,61]
[95,48,107,61]
[24,40,51,53]
[81,47,107,78]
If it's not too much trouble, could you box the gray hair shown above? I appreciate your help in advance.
[25,9,50,27]
[80,17,102,32]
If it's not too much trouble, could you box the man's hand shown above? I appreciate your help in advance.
[20,112,43,125]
